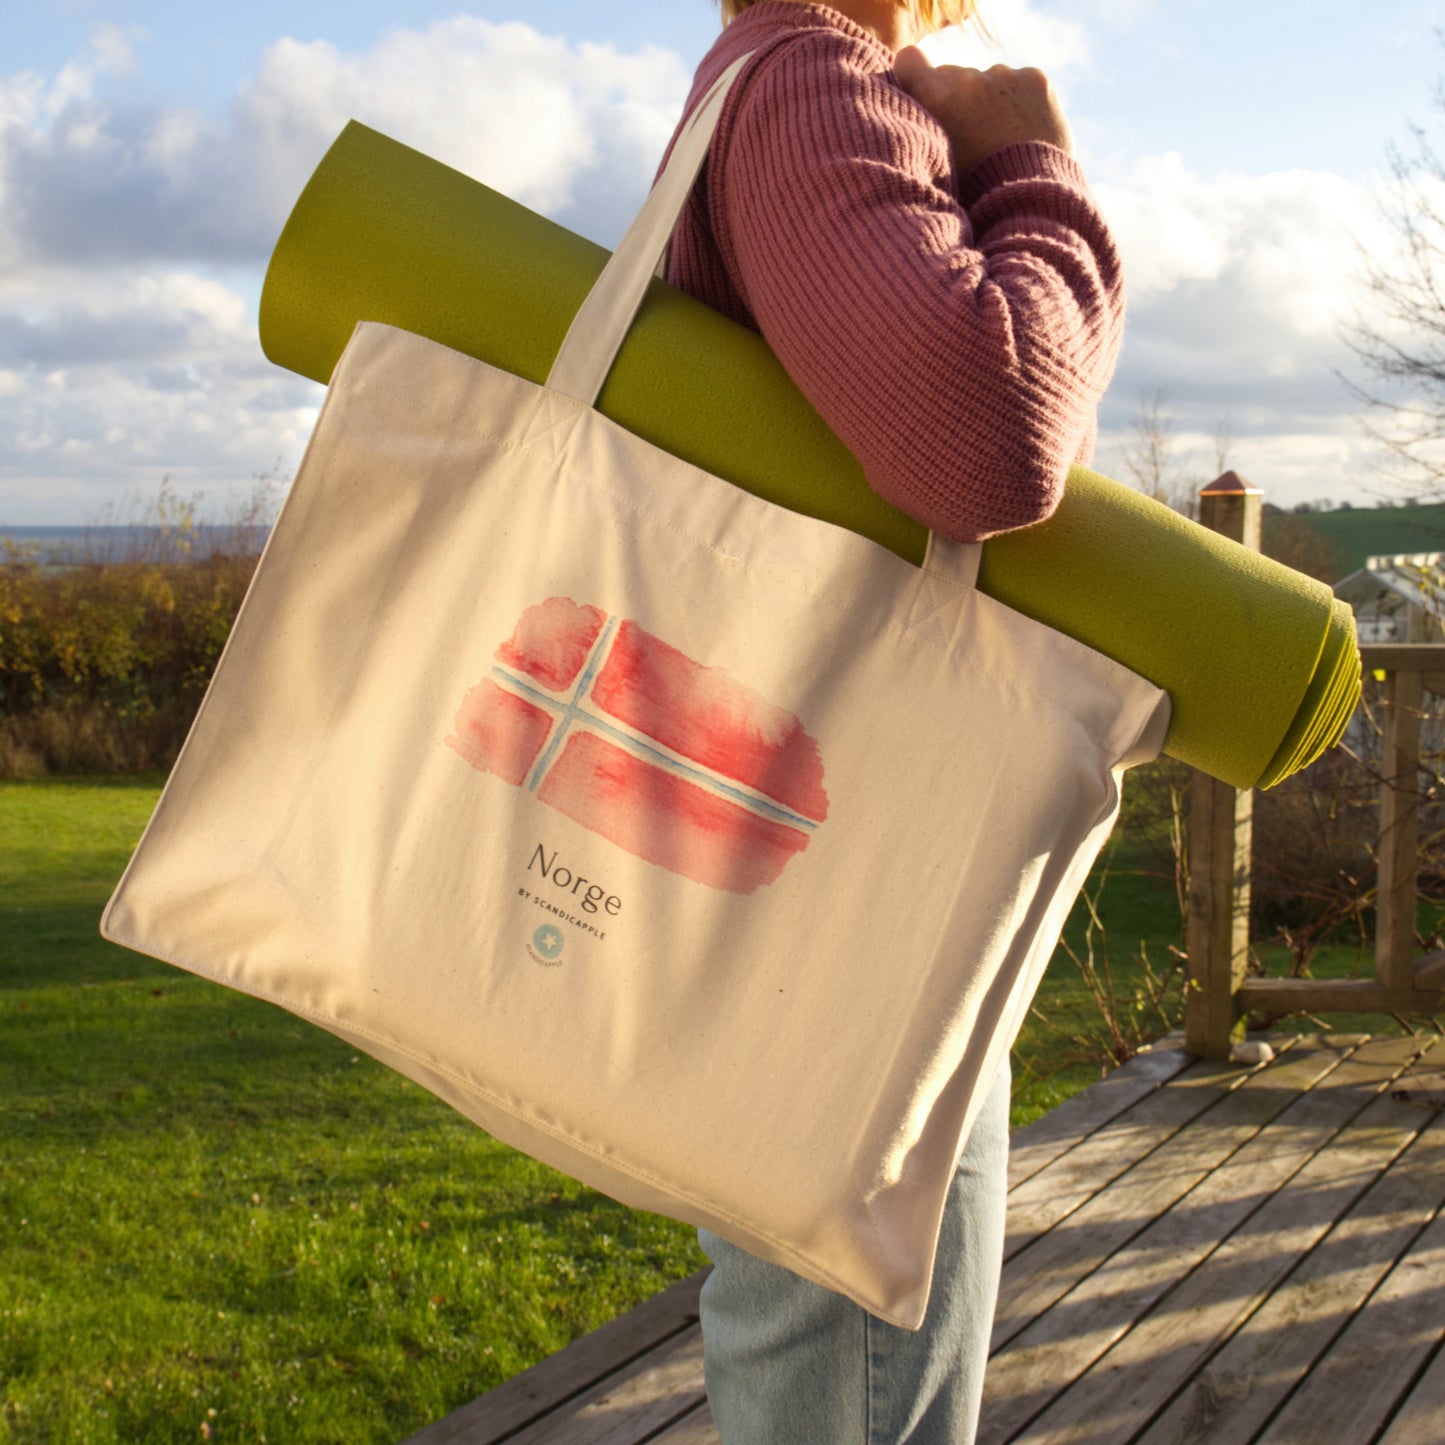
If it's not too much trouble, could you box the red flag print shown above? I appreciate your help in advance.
[446,598,828,893]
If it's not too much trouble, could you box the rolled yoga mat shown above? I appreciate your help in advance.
[258,121,1360,791]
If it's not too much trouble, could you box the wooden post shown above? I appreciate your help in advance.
[1185,473,1262,1059]
[1376,666,1422,998]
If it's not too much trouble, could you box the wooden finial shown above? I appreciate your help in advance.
[1199,470,1261,498]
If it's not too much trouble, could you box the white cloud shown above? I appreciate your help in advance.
[0,20,692,522]
[924,0,1092,78]
[46,24,146,117]
[0,18,690,274]
[0,12,1424,522]
[237,19,688,239]
[1093,413,1394,512]
[1077,0,1157,31]
[1094,153,1229,297]
[0,258,320,524]
[0,267,249,363]
[0,25,144,139]
[1080,150,1419,505]
[86,25,146,79]
[1094,154,1388,325]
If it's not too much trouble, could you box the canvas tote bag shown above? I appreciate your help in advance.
[103,55,1170,1329]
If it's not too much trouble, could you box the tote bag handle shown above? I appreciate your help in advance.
[545,51,982,593]
[545,53,751,407]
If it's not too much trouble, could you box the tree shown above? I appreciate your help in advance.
[1262,513,1343,583]
[1211,407,1235,479]
[1338,51,1445,492]
[1122,388,1235,519]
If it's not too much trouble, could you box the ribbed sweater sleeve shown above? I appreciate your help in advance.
[665,4,1125,543]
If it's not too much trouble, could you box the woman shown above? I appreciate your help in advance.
[668,0,1119,544]
[662,2,1124,1440]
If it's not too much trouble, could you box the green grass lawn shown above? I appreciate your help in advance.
[1266,500,1445,579]
[1,778,707,1445]
[0,772,1321,1443]
[1008,818,1189,1126]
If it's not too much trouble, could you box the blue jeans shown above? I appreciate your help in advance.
[698,1061,1010,1444]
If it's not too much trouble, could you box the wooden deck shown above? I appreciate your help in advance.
[401,1032,1445,1444]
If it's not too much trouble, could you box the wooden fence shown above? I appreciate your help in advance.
[1184,481,1445,1057]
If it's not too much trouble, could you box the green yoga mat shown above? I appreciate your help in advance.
[259,121,1360,791]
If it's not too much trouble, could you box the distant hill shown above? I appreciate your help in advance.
[1263,503,1445,582]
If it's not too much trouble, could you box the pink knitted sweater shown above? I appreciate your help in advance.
[663,2,1125,543]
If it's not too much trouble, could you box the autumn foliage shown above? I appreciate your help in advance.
[0,548,257,776]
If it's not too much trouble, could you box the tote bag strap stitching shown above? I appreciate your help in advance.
[514,386,586,461]
[546,48,984,612]
[903,534,983,632]
[523,393,992,637]
[923,533,983,589]
[547,448,876,606]
[529,378,973,620]
[437,335,915,614]
[534,433,986,648]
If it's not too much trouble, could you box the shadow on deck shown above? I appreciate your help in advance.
[401,1032,1445,1444]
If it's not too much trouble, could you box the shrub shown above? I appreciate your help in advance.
[1248,747,1378,969]
[1247,677,1445,973]
[0,551,258,777]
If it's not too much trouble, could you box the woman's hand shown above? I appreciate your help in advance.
[894,47,1074,175]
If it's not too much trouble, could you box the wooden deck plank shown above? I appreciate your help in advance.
[502,1329,705,1445]
[1387,1048,1445,1110]
[1002,1052,1282,1265]
[975,1040,1354,1443]
[398,1270,706,1445]
[1007,1045,1195,1191]
[977,1035,1428,1445]
[649,1403,719,1443]
[405,1034,1445,1445]
[1255,1141,1445,1444]
[1377,1339,1445,1445]
[1135,1057,1445,1445]
[990,1039,1325,1352]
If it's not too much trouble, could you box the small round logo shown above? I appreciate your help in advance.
[532,924,565,963]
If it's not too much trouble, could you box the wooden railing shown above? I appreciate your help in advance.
[1183,481,1445,1057]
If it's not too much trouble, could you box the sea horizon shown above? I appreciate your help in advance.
[1,523,272,565]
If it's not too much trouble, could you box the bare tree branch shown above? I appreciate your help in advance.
[1212,408,1235,477]
[1337,52,1445,492]
[1122,389,1232,519]
[1123,387,1172,501]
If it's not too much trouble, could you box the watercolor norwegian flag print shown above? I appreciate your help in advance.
[445,597,829,894]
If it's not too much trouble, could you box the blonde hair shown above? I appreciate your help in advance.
[718,1,984,30]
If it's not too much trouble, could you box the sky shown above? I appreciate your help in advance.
[1,0,1442,524]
